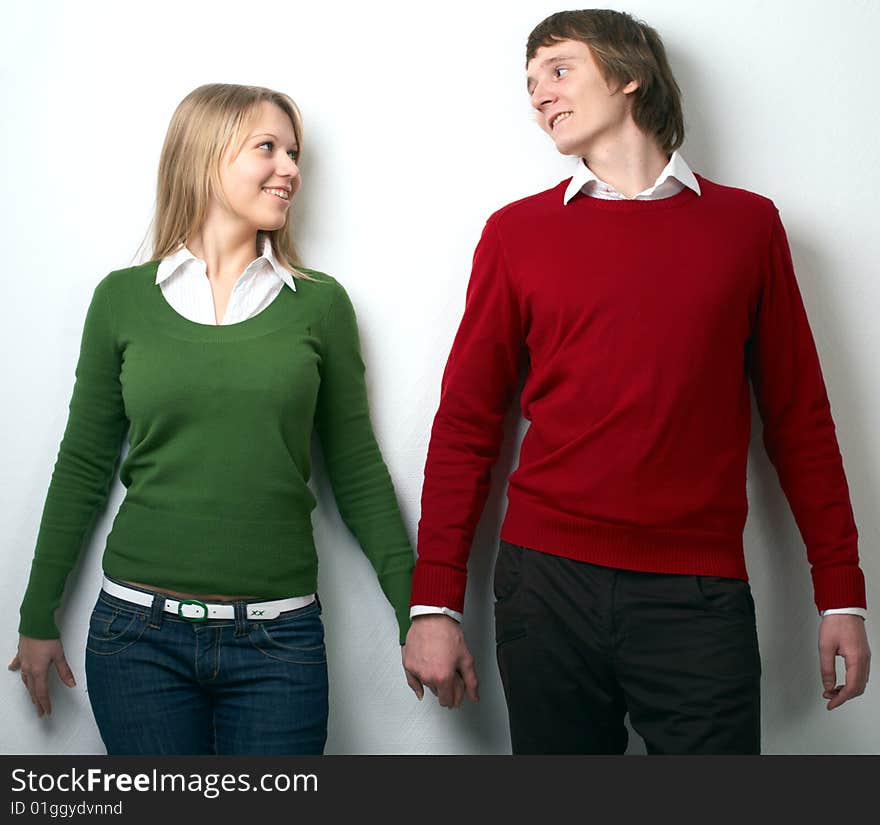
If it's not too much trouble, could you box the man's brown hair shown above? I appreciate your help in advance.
[527,9,684,153]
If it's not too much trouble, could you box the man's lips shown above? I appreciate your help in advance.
[550,111,573,130]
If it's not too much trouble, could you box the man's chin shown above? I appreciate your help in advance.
[551,136,584,157]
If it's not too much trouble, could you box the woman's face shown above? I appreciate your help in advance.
[216,101,301,232]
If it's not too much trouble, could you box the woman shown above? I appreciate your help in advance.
[9,84,414,754]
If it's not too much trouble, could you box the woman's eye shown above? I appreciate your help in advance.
[554,67,568,79]
[257,140,297,161]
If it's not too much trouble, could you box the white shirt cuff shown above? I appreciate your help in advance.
[410,605,464,623]
[820,607,867,619]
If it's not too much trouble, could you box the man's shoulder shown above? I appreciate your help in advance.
[695,174,777,219]
[485,179,570,228]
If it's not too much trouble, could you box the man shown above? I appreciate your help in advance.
[402,9,870,754]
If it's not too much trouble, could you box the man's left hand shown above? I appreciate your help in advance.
[818,614,871,710]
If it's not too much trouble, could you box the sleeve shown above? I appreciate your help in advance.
[18,279,129,638]
[314,280,415,644]
[411,218,525,613]
[748,209,866,611]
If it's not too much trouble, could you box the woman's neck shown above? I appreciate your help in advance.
[187,218,260,284]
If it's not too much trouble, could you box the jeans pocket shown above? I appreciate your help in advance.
[248,603,326,665]
[494,542,528,645]
[86,597,148,657]
[493,541,525,604]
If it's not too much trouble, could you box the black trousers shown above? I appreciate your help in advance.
[494,541,761,754]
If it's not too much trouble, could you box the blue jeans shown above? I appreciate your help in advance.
[84,586,328,754]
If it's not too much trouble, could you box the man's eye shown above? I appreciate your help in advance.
[555,67,568,79]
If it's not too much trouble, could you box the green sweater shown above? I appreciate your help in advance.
[19,262,414,643]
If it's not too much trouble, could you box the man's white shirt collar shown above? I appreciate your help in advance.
[155,235,297,292]
[563,150,701,205]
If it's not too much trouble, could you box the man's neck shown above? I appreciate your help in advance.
[580,127,669,198]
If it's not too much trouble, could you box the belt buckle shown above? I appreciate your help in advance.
[178,599,208,622]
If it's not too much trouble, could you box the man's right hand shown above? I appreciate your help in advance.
[402,614,479,709]
[8,635,76,717]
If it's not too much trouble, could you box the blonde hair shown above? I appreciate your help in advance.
[152,83,307,275]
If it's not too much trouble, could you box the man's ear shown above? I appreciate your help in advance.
[622,79,640,95]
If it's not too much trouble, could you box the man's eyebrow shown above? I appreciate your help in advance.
[526,54,580,91]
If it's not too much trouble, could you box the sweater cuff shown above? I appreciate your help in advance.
[18,608,61,640]
[378,568,414,645]
[18,562,66,639]
[811,564,867,612]
[410,561,467,615]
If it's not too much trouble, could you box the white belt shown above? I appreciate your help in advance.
[101,575,316,622]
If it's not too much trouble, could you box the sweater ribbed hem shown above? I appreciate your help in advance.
[411,501,869,613]
[103,502,320,600]
[410,500,751,613]
[501,502,748,581]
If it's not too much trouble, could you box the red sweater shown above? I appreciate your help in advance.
[412,176,865,613]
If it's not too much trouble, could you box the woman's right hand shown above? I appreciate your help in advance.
[8,635,76,717]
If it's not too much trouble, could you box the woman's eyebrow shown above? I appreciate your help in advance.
[248,131,298,148]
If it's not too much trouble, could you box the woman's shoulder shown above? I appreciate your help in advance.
[292,268,363,335]
[294,266,339,289]
[94,260,161,296]
[291,267,352,307]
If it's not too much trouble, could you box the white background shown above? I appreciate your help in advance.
[1,0,877,754]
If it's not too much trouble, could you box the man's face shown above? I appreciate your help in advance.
[526,39,638,156]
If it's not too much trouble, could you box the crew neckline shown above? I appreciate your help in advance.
[564,174,703,212]
[138,260,296,342]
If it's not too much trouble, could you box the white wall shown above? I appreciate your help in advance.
[1,0,877,754]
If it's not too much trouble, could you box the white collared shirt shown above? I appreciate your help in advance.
[563,149,701,204]
[156,235,296,325]
[411,152,865,622]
